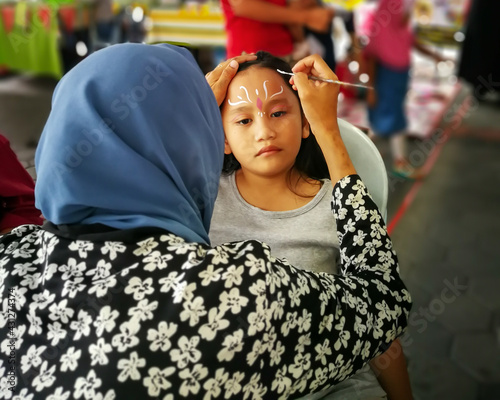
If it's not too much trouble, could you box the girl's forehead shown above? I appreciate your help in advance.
[231,67,285,89]
[223,66,300,113]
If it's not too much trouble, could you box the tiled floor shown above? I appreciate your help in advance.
[391,97,500,399]
[1,69,499,399]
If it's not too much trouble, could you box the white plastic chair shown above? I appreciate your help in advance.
[338,118,388,221]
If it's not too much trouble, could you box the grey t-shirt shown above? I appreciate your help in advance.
[210,173,340,274]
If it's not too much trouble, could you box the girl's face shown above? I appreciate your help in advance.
[221,67,309,179]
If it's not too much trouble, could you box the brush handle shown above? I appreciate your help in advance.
[277,69,372,89]
[304,75,373,89]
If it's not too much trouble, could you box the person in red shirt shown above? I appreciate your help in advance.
[0,133,43,234]
[221,0,334,60]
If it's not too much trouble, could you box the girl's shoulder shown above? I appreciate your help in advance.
[218,173,238,198]
[214,173,242,210]
[300,177,331,198]
[314,178,333,203]
[219,172,236,186]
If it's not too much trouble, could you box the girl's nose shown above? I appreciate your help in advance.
[254,118,276,141]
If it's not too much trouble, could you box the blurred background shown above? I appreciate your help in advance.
[0,0,484,164]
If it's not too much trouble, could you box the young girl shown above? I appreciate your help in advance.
[210,51,413,399]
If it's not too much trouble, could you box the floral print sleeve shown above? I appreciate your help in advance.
[0,175,410,399]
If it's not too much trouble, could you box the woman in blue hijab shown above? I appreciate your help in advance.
[0,46,410,399]
[35,43,224,244]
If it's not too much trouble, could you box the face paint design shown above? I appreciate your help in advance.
[227,80,284,117]
[227,86,252,106]
[256,97,263,111]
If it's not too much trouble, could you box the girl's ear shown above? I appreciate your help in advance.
[302,115,310,139]
[224,137,233,155]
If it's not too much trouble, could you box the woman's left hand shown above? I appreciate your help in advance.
[205,54,257,106]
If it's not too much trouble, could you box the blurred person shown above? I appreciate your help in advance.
[286,0,340,70]
[220,0,334,62]
[287,0,314,62]
[94,0,115,42]
[458,0,500,103]
[0,133,43,234]
[304,0,341,71]
[363,0,444,179]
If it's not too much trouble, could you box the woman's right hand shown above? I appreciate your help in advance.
[291,54,356,183]
[205,54,257,106]
[291,54,340,136]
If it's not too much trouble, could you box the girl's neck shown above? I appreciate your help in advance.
[234,168,322,211]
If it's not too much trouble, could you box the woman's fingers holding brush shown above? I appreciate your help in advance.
[292,55,340,136]
[291,54,338,84]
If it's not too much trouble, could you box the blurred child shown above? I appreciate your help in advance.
[363,0,443,179]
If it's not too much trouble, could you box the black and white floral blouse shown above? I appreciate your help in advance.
[0,175,411,399]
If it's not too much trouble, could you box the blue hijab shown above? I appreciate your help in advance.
[35,43,224,244]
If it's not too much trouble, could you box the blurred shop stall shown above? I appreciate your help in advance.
[146,0,225,73]
[0,0,66,78]
[148,0,223,47]
[0,0,150,78]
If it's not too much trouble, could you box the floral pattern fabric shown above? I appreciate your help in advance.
[0,175,411,399]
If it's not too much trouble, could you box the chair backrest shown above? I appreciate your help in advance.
[338,118,388,221]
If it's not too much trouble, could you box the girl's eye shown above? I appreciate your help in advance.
[271,111,286,118]
[237,118,251,125]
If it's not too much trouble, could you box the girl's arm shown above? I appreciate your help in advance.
[370,339,414,400]
[228,0,334,33]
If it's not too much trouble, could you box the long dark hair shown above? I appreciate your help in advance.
[221,51,330,181]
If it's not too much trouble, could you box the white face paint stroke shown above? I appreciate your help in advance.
[227,81,282,107]
[228,99,248,106]
[263,80,269,99]
[269,85,284,99]
[240,86,252,103]
[227,85,253,106]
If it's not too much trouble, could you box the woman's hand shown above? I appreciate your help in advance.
[291,54,356,184]
[205,54,257,106]
[291,54,340,135]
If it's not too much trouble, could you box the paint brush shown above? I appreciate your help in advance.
[276,69,373,89]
